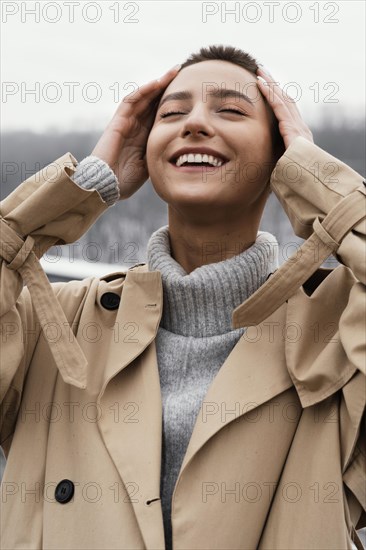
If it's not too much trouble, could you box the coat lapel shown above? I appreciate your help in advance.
[98,265,163,394]
[96,266,166,549]
[177,300,293,481]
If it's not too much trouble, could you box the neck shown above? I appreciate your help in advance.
[146,225,279,337]
[167,208,262,274]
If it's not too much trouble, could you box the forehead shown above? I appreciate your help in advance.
[160,60,259,102]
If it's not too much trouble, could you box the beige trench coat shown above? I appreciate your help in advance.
[0,136,365,550]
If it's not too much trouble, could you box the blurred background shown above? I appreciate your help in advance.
[1,1,365,543]
[1,1,365,279]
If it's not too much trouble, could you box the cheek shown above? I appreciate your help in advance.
[233,137,274,194]
[239,130,274,167]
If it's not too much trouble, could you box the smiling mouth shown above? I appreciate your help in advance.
[168,149,231,169]
[168,162,229,173]
[168,159,229,170]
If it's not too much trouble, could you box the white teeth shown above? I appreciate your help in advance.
[175,153,224,167]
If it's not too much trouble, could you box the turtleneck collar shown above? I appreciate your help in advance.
[146,225,279,337]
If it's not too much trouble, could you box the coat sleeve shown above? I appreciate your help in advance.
[0,153,109,451]
[269,136,366,531]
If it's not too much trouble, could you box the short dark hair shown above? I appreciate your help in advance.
[181,44,259,74]
[180,44,285,160]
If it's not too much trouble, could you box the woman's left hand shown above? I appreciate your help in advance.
[256,66,314,150]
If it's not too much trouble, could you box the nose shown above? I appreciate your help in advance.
[180,104,214,138]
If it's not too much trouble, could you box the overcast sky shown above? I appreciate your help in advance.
[1,0,365,132]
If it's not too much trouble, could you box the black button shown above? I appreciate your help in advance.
[55,479,74,504]
[100,292,120,310]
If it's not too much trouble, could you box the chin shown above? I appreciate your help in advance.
[151,169,236,204]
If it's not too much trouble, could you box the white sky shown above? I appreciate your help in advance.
[1,0,365,132]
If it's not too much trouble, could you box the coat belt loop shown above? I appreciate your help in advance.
[6,235,35,271]
[312,217,339,252]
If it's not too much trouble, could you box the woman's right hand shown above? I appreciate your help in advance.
[91,65,181,200]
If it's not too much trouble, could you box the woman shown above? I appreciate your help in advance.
[0,45,365,549]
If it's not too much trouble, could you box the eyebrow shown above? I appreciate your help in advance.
[158,88,255,109]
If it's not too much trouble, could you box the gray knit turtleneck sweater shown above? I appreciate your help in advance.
[71,156,279,550]
[146,225,278,549]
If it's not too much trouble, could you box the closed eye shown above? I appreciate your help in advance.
[219,109,246,115]
[159,111,185,118]
[159,108,246,119]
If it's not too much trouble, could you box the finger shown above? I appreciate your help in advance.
[257,76,314,147]
[257,69,294,104]
[110,71,179,134]
[257,76,294,113]
[156,64,182,83]
[257,77,296,123]
[257,68,302,119]
[124,65,181,105]
[257,67,313,146]
[257,64,275,81]
[115,67,181,122]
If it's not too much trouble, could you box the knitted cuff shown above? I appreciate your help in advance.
[71,156,120,206]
